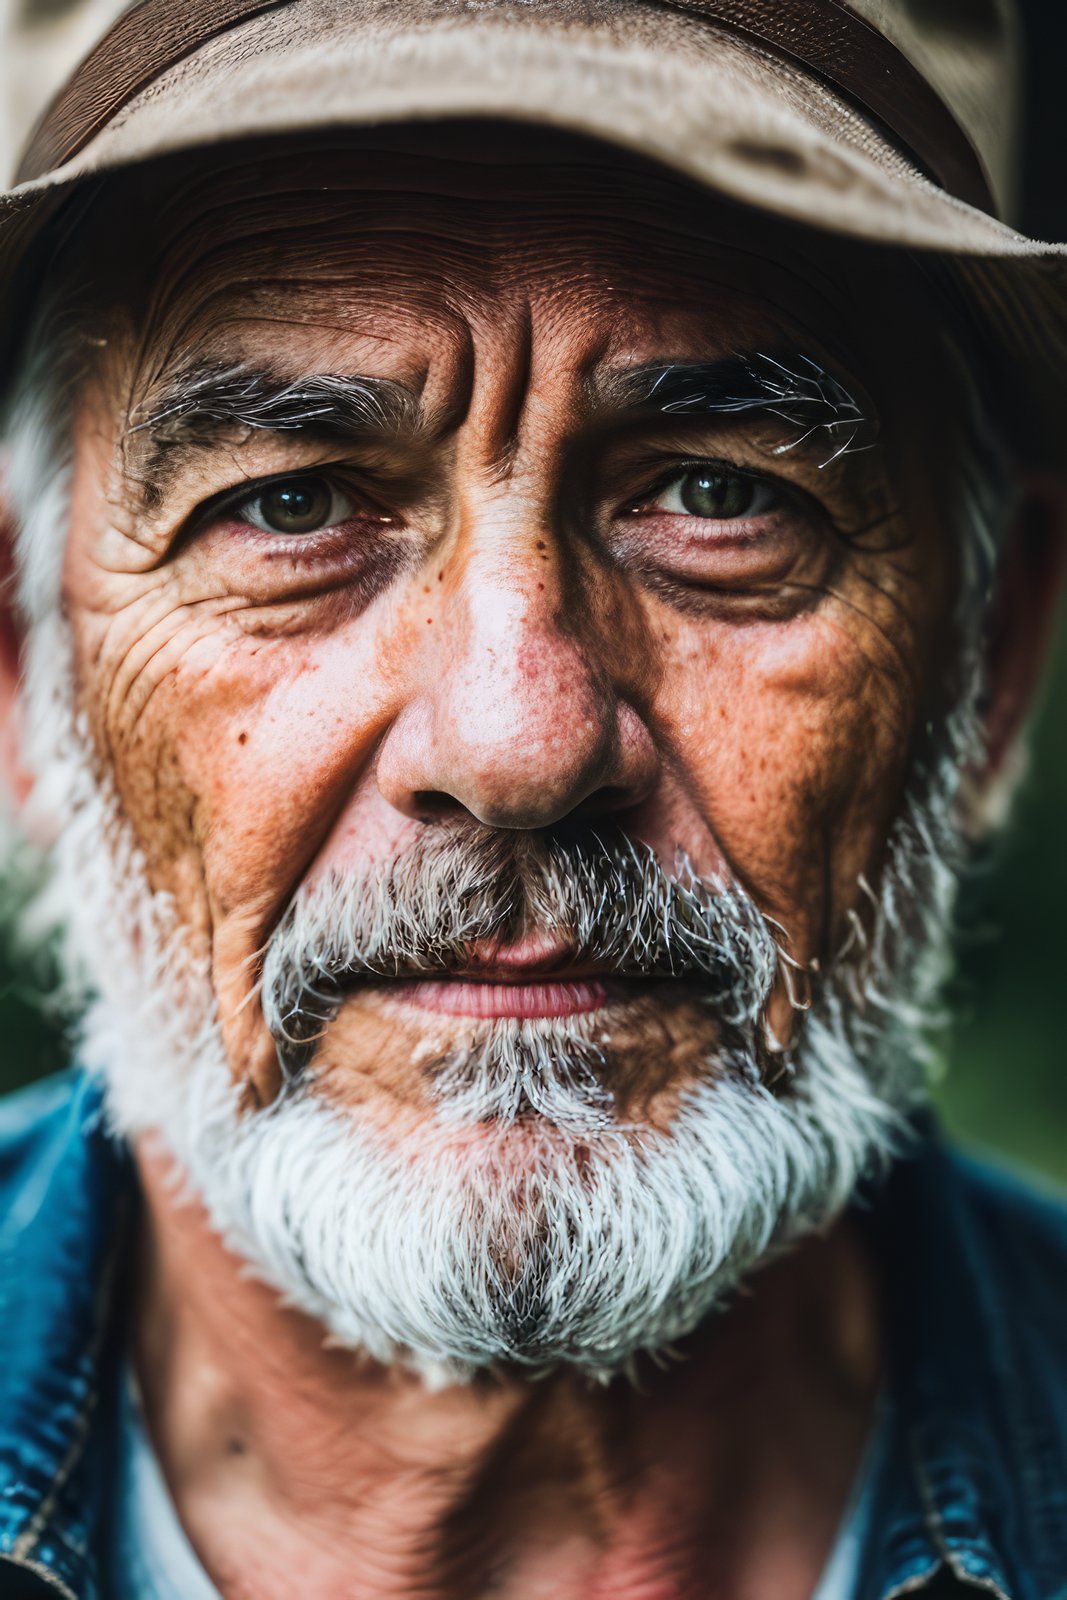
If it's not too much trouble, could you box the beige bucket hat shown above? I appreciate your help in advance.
[0,0,1064,455]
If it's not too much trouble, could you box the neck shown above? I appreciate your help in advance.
[133,1142,882,1600]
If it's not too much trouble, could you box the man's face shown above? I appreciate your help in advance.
[37,137,973,1370]
[63,141,955,1099]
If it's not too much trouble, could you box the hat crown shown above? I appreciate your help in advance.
[0,0,124,184]
[848,0,1020,214]
[0,0,1023,210]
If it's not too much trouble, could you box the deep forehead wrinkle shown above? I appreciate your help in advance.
[598,353,877,461]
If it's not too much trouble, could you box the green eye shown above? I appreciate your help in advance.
[651,467,778,520]
[239,476,353,535]
[680,470,757,518]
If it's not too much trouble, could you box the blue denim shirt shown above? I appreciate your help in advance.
[2,1069,1067,1599]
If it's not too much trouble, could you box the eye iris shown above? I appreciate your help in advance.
[258,479,333,534]
[679,470,755,519]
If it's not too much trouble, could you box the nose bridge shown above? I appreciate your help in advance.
[435,517,617,806]
[377,491,657,831]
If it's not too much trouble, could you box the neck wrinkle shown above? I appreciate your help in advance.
[131,1141,882,1600]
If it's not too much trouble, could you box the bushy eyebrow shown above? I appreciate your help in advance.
[124,362,423,500]
[123,352,874,508]
[598,353,877,463]
[130,361,421,440]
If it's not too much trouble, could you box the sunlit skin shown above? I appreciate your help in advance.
[42,131,990,1596]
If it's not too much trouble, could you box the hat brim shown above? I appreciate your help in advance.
[7,1,1051,253]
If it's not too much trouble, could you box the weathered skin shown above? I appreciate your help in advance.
[66,143,959,1107]
[46,134,990,1596]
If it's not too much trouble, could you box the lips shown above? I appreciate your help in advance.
[382,930,619,1019]
[397,976,611,1019]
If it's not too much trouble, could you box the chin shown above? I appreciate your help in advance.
[88,961,910,1383]
[301,977,740,1141]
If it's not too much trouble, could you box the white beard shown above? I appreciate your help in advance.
[20,671,972,1382]
[10,406,981,1384]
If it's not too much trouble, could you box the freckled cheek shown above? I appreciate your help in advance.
[137,623,404,914]
[657,620,916,955]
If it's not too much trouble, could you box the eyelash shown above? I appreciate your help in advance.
[186,457,816,596]
[195,457,787,520]
[192,467,390,539]
[626,459,790,520]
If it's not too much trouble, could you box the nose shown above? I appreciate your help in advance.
[376,539,658,830]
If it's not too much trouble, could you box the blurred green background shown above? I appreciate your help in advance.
[0,1,1065,1187]
[922,0,1067,1188]
[934,627,1067,1185]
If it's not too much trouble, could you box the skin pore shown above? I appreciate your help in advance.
[44,130,976,1596]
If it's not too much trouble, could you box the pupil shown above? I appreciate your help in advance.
[262,479,331,533]
[680,470,752,519]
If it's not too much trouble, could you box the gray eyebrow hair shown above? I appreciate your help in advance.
[603,353,877,464]
[127,362,422,451]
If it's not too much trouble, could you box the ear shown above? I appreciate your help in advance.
[0,463,33,812]
[973,473,1067,827]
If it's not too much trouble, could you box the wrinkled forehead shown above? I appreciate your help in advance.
[70,132,929,393]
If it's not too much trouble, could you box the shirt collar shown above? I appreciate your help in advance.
[858,1126,1067,1599]
[0,1071,134,1600]
[1,1076,1064,1599]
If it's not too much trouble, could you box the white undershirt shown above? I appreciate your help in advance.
[811,1399,887,1600]
[112,1365,882,1599]
[110,1366,222,1600]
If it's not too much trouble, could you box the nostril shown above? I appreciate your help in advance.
[410,789,468,824]
[571,784,642,821]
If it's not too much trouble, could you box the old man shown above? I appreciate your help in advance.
[0,1,1065,1596]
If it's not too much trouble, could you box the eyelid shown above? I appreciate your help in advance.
[240,481,354,534]
[638,459,780,507]
[184,465,391,538]
[615,456,828,535]
[645,468,779,519]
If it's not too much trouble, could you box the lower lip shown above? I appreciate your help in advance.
[395,978,610,1020]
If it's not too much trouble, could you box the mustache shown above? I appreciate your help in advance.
[259,823,779,1072]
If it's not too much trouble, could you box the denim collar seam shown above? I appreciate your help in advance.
[982,1311,1067,1583]
[880,1562,944,1600]
[0,1551,80,1600]
[940,1166,1067,1590]
[9,1201,127,1571]
[909,1423,1014,1600]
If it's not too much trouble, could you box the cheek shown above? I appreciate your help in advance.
[657,608,921,956]
[71,589,400,930]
